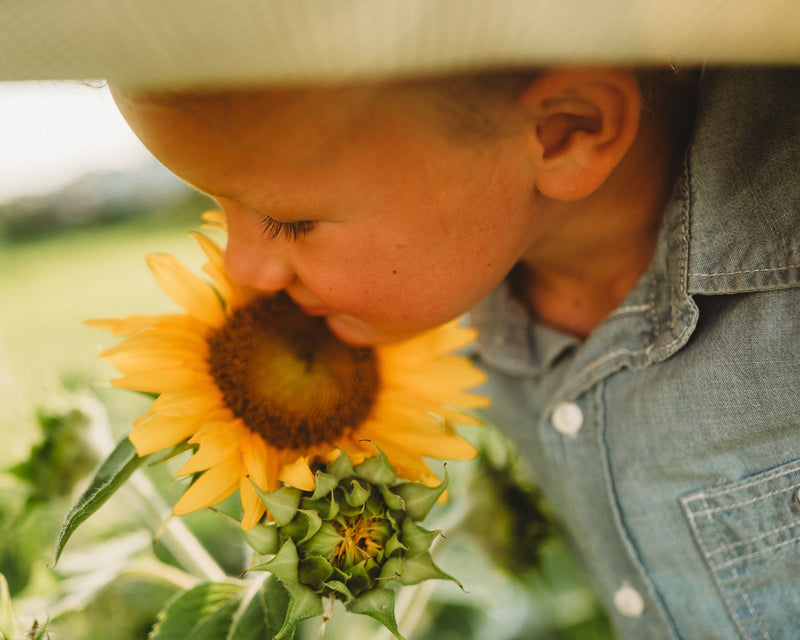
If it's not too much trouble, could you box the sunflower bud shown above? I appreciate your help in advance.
[248,448,459,640]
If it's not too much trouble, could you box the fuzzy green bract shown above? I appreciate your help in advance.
[245,449,459,640]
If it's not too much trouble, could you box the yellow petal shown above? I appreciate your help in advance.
[151,386,223,417]
[177,424,243,475]
[129,412,206,455]
[200,209,227,232]
[146,253,226,326]
[190,232,235,304]
[86,313,187,336]
[278,455,316,491]
[379,321,476,363]
[173,452,241,514]
[239,478,267,531]
[241,432,270,488]
[110,367,204,394]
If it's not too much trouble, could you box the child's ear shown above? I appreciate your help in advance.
[519,69,641,201]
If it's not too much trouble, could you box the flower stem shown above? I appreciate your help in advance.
[126,470,227,582]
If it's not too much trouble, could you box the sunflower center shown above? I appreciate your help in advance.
[332,514,389,569]
[207,293,379,449]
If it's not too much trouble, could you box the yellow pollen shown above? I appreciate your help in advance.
[332,514,387,568]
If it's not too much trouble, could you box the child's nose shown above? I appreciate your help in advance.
[224,243,296,292]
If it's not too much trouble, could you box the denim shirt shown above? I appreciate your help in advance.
[470,67,800,640]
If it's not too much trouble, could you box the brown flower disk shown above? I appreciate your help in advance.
[207,293,379,449]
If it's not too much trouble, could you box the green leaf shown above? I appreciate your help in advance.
[353,449,397,486]
[274,582,324,640]
[226,575,291,640]
[347,588,406,640]
[249,483,301,527]
[0,574,17,640]
[392,471,448,522]
[52,436,147,565]
[149,582,245,640]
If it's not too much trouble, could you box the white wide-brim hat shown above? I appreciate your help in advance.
[1,0,798,89]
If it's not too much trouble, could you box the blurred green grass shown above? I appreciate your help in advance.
[0,203,218,465]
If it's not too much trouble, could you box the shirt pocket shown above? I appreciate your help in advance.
[680,459,800,640]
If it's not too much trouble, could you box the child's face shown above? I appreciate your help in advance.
[114,86,541,344]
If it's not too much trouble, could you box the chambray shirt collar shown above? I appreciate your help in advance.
[685,68,800,295]
[472,67,800,383]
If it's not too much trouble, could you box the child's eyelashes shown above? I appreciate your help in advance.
[259,216,317,241]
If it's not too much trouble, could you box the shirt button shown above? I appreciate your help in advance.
[551,402,583,436]
[613,584,645,618]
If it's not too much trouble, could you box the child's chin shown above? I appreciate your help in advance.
[325,315,410,347]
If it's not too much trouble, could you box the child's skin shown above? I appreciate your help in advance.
[112,68,691,345]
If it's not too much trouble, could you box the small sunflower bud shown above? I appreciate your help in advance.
[249,448,460,640]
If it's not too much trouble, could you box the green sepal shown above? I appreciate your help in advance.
[353,449,397,486]
[397,552,462,588]
[298,556,333,590]
[309,471,338,500]
[52,436,148,565]
[302,521,343,557]
[321,579,354,604]
[346,587,406,640]
[212,509,280,555]
[249,483,301,527]
[301,494,339,520]
[378,484,405,511]
[326,450,354,480]
[400,519,439,558]
[392,469,448,522]
[384,532,407,558]
[378,557,405,581]
[250,539,299,583]
[295,509,323,545]
[273,582,324,640]
[343,479,370,508]
[344,562,373,596]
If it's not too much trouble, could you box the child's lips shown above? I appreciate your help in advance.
[299,305,332,316]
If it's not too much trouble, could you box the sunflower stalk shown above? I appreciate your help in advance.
[126,471,227,582]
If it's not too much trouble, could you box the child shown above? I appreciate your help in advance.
[111,65,799,639]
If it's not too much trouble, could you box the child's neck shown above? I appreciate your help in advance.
[517,85,697,339]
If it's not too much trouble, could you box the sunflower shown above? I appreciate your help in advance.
[89,212,489,530]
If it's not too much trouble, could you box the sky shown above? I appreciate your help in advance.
[0,81,153,203]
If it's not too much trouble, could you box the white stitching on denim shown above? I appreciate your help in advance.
[698,492,753,640]
[687,483,800,517]
[690,263,800,277]
[707,520,800,558]
[733,563,772,640]
[715,532,800,570]
[607,303,652,318]
[684,462,800,502]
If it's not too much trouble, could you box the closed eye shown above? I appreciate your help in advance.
[259,216,317,241]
